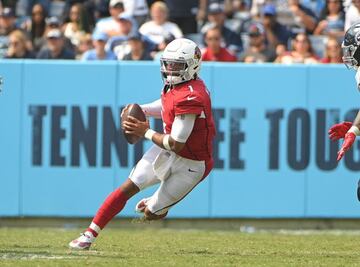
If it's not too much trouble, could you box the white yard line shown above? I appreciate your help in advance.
[262,229,360,235]
[1,253,77,260]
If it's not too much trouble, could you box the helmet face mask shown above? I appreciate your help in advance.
[342,44,358,70]
[161,58,188,77]
[342,22,360,70]
[160,38,201,85]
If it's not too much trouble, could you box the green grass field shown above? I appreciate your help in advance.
[1,227,360,266]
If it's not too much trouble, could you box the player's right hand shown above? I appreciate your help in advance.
[120,104,132,131]
[328,121,352,141]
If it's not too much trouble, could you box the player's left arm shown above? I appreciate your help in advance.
[140,99,162,118]
[337,109,360,161]
[124,114,196,153]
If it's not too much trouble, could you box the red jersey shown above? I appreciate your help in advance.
[201,47,237,62]
[161,78,216,165]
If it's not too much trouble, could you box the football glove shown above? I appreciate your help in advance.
[337,132,356,161]
[328,121,352,141]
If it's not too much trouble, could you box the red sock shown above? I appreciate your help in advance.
[88,188,129,233]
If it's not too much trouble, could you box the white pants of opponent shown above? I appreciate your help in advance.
[129,145,206,215]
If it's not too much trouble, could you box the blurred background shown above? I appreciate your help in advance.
[0,0,349,62]
[1,0,360,229]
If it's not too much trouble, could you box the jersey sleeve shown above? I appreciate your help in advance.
[174,92,203,116]
[140,99,162,118]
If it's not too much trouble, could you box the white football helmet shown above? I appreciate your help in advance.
[160,38,202,85]
[342,21,360,70]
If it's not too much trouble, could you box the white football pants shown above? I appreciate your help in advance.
[129,145,205,215]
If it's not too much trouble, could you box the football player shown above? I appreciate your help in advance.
[69,38,216,249]
[328,22,360,161]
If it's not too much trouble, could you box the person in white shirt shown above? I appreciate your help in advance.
[139,1,183,46]
[95,0,138,37]
[345,0,360,31]
[122,0,149,26]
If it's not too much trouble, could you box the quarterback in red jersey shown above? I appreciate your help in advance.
[69,38,216,250]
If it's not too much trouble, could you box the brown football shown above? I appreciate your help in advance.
[121,103,146,144]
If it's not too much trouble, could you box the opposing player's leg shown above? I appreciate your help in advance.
[143,156,207,221]
[69,145,161,250]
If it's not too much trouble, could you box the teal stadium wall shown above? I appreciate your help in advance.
[1,60,360,218]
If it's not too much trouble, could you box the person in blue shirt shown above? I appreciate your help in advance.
[122,32,153,60]
[81,31,117,60]
[201,3,243,54]
[261,4,292,47]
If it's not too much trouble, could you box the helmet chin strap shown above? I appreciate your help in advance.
[343,57,358,70]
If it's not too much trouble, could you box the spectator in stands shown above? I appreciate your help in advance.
[117,13,133,37]
[123,32,153,60]
[82,31,117,60]
[76,33,93,59]
[287,0,317,34]
[260,4,292,47]
[201,25,237,62]
[37,28,75,59]
[239,23,276,62]
[41,16,74,53]
[314,0,344,37]
[17,0,51,18]
[303,0,326,17]
[122,0,149,26]
[106,13,134,58]
[250,0,266,18]
[321,36,342,63]
[45,15,63,31]
[108,14,157,59]
[61,0,96,32]
[95,0,138,38]
[251,0,321,31]
[275,33,319,63]
[345,0,360,30]
[63,3,90,47]
[164,0,207,34]
[151,32,175,60]
[21,4,47,53]
[5,30,35,58]
[231,0,252,34]
[47,0,66,19]
[201,2,243,53]
[212,0,234,16]
[0,7,18,58]
[139,1,183,46]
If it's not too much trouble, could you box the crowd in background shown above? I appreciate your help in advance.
[0,0,351,63]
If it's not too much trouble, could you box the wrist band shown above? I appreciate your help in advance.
[162,134,171,150]
[144,129,155,140]
[348,126,360,136]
